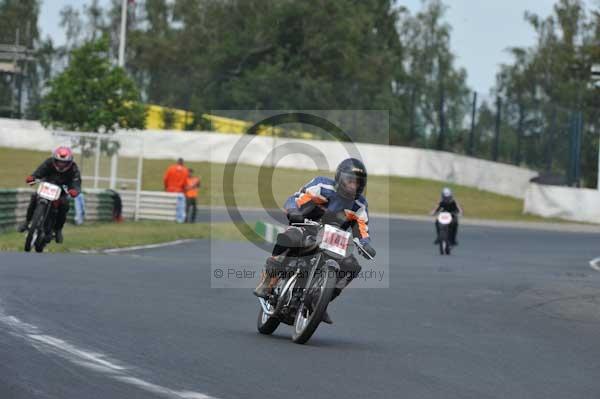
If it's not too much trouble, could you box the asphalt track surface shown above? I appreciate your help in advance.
[1,216,599,399]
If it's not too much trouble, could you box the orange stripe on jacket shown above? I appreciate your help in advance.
[344,209,369,238]
[295,192,328,207]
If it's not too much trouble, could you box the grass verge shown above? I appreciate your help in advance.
[0,221,257,253]
[1,146,547,222]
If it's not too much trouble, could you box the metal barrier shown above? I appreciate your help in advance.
[1,188,181,231]
[118,190,179,221]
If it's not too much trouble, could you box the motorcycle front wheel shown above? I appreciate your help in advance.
[292,263,336,344]
[24,202,47,253]
[257,300,280,335]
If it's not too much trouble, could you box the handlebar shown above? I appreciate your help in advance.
[353,238,375,260]
[291,220,320,227]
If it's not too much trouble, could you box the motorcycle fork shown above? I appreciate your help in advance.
[44,202,59,237]
[301,253,323,308]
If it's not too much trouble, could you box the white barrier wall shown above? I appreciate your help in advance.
[0,118,537,198]
[524,183,600,223]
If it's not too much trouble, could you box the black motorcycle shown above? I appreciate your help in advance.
[24,180,68,253]
[256,217,375,344]
[435,211,453,255]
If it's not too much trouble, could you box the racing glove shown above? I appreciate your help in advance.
[358,241,376,259]
[68,189,79,198]
[286,208,305,224]
[25,175,35,184]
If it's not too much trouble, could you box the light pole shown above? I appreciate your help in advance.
[112,0,131,189]
[591,64,600,190]
[118,0,128,68]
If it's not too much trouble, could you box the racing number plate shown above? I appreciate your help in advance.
[437,212,453,225]
[37,182,61,201]
[320,224,351,257]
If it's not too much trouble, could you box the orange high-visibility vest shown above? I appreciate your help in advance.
[163,164,189,193]
[185,176,200,199]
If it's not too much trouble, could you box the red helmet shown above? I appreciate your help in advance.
[52,146,74,172]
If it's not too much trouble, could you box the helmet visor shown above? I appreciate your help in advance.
[54,160,72,172]
[338,171,366,198]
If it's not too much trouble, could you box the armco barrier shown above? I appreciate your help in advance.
[117,190,179,221]
[524,183,600,224]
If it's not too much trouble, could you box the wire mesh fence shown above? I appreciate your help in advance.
[404,90,588,188]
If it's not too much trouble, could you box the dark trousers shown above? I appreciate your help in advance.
[25,194,69,231]
[185,197,197,223]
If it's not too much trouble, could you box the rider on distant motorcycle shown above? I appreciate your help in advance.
[253,158,376,324]
[430,187,463,246]
[18,146,81,243]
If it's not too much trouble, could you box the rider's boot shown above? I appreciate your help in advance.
[320,287,343,325]
[321,310,333,324]
[253,272,276,298]
[253,257,283,298]
[54,229,64,244]
[450,224,458,246]
[18,221,29,232]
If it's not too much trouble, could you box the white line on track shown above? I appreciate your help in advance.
[0,304,217,399]
[79,239,197,254]
[589,257,600,272]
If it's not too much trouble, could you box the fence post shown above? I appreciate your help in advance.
[109,152,118,190]
[93,135,101,189]
[409,85,416,144]
[515,102,524,165]
[134,137,144,221]
[567,110,582,186]
[492,96,502,162]
[545,108,556,172]
[574,111,583,186]
[437,83,446,151]
[468,91,477,156]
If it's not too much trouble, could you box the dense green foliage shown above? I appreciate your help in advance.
[493,0,600,186]
[40,38,145,132]
[2,0,600,185]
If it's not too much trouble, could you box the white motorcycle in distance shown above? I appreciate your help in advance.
[436,212,453,256]
[24,180,67,253]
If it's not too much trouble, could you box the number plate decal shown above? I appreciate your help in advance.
[320,224,351,256]
[37,182,61,201]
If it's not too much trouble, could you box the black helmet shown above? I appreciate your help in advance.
[335,158,367,199]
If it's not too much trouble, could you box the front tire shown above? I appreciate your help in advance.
[24,202,46,252]
[292,263,336,344]
[439,227,449,256]
[34,238,46,253]
[257,303,280,335]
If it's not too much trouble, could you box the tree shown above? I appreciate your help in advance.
[397,0,470,149]
[494,0,600,186]
[41,38,146,133]
[0,0,41,117]
[47,0,470,149]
